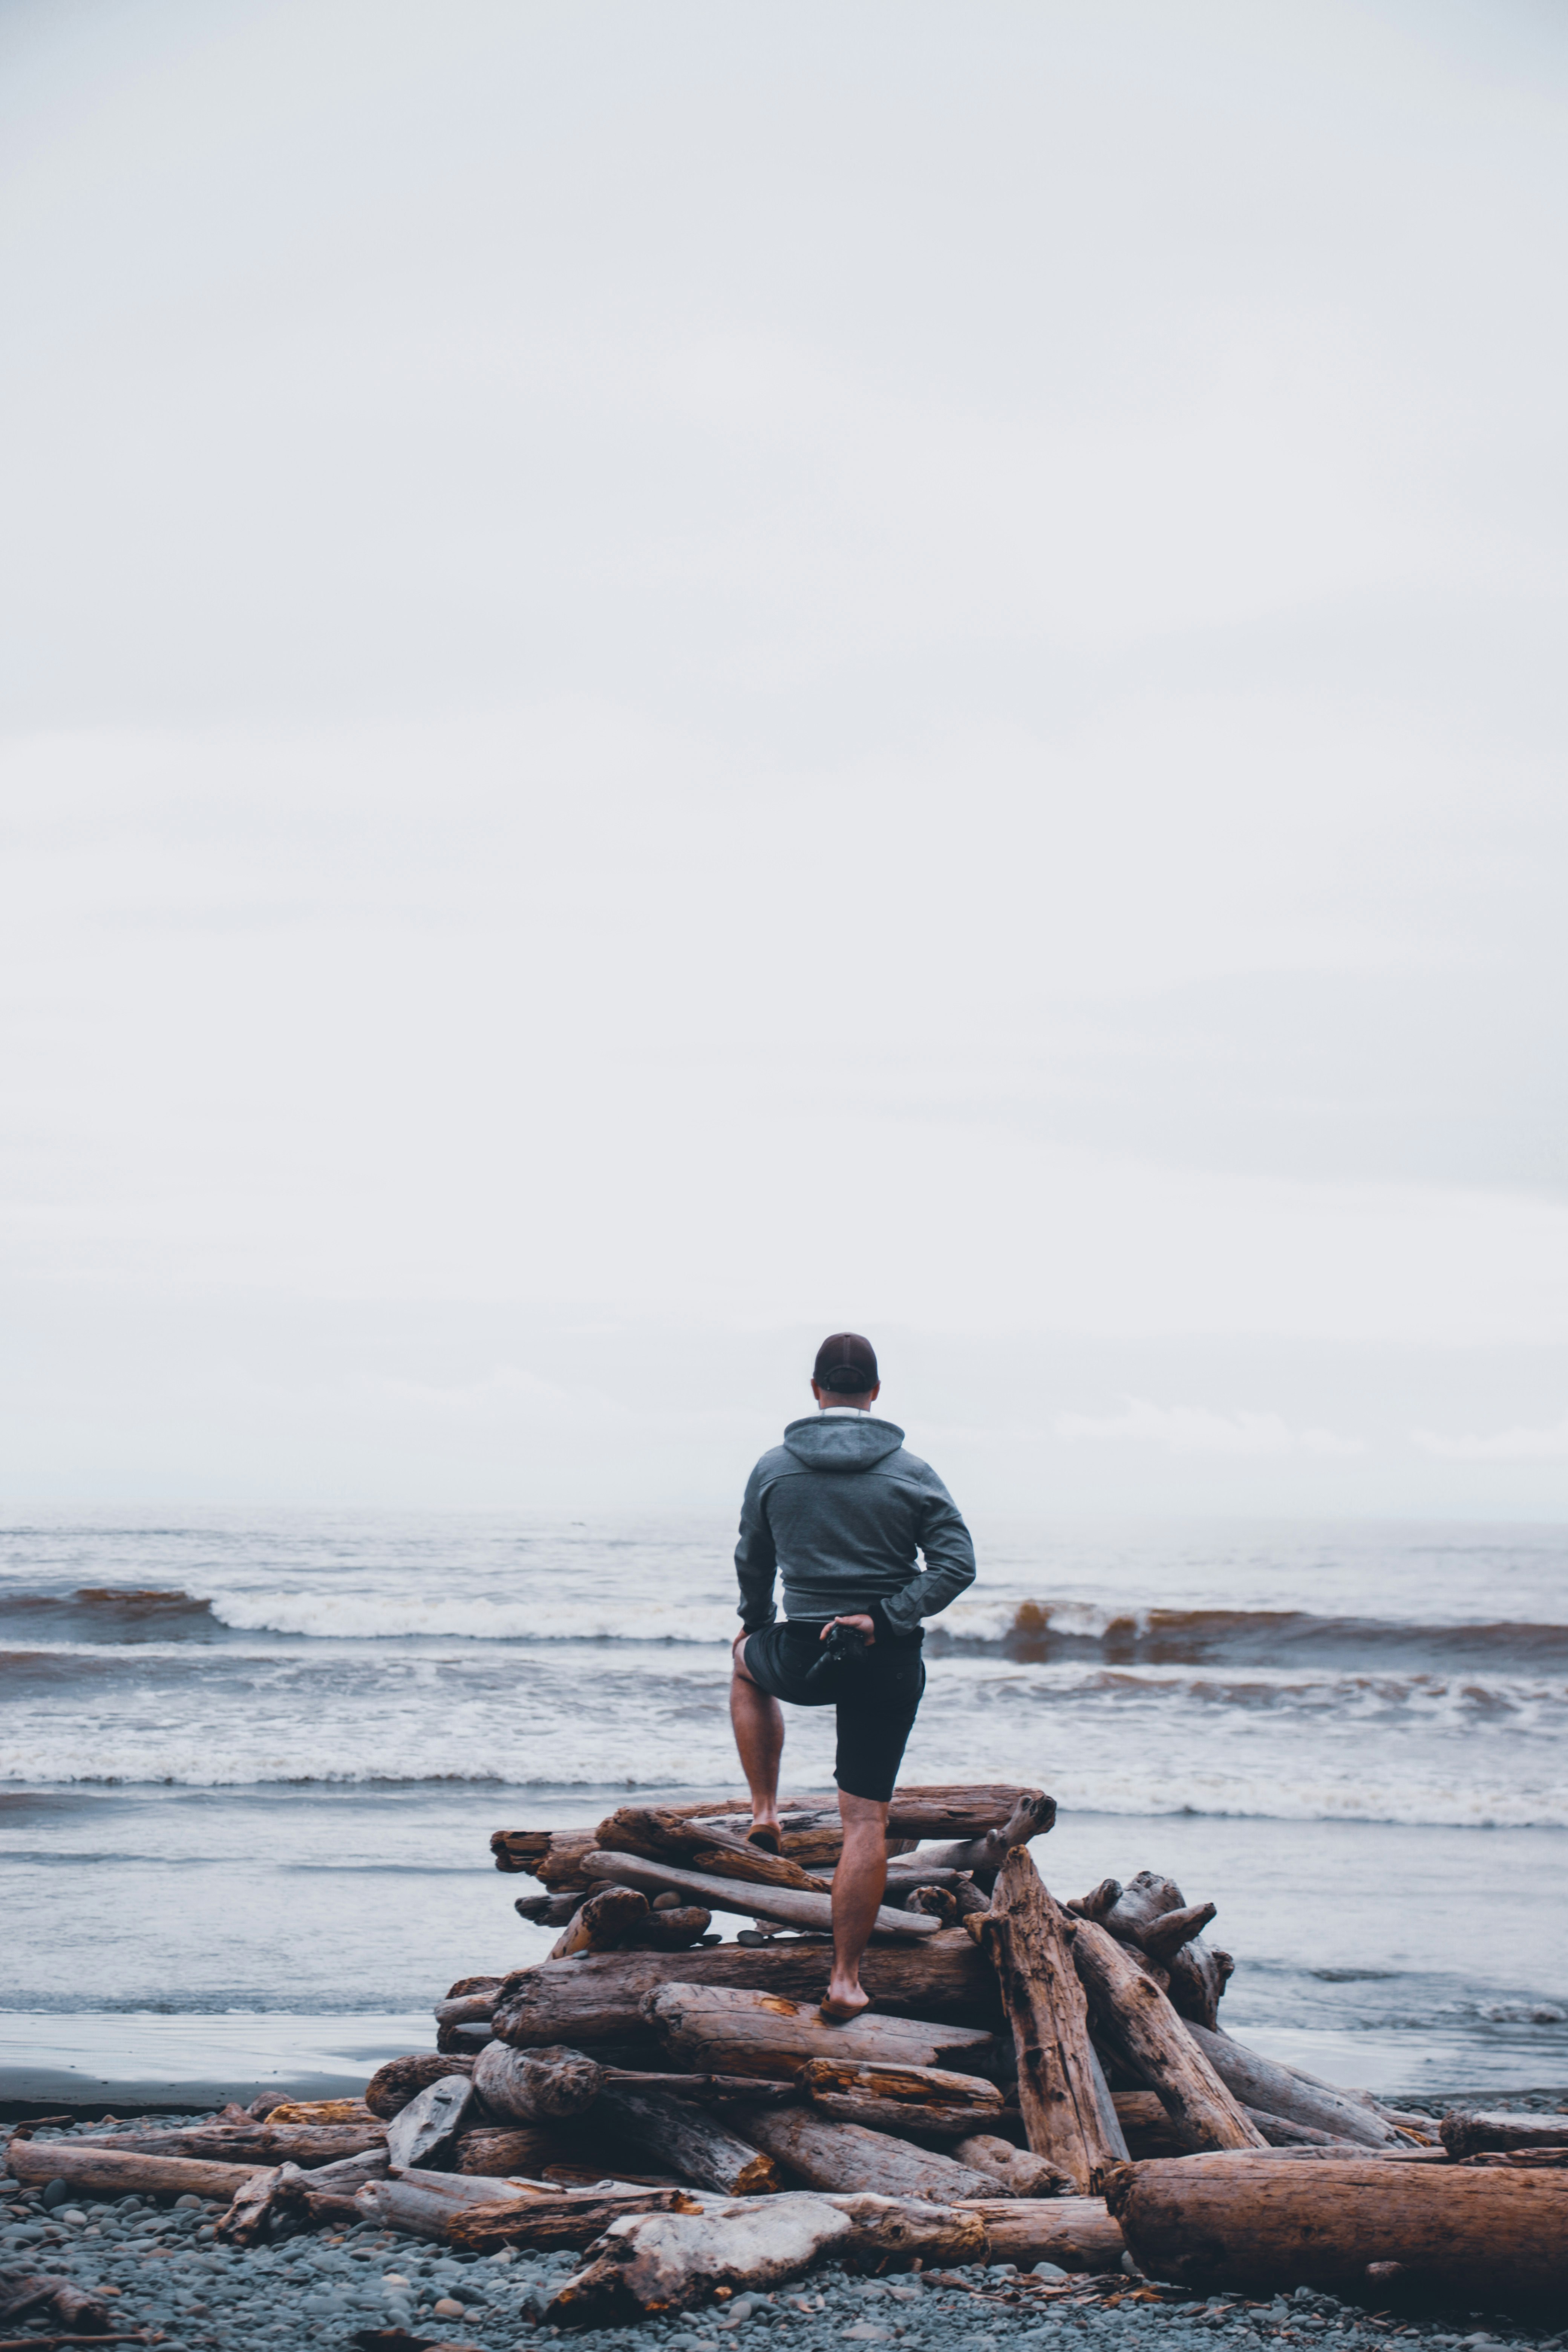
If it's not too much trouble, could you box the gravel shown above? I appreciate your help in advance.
[3,2108,1565,2352]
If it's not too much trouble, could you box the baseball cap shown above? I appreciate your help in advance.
[813,1332,879,1393]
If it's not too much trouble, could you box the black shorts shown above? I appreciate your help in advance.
[739,1619,925,1803]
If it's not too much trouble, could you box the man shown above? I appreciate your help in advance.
[730,1332,977,2020]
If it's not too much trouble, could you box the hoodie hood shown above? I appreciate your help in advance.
[781,1414,906,1472]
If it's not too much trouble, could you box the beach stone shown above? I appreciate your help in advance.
[433,2295,467,2317]
[1033,2262,1069,2280]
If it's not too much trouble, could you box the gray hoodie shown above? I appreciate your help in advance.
[734,1413,977,1638]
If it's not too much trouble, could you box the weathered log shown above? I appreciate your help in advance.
[491,1828,599,1885]
[491,1933,1000,2049]
[216,2161,299,2246]
[551,1885,651,1959]
[582,1851,942,1940]
[1070,1920,1266,2153]
[742,2109,1002,2200]
[78,2119,384,2167]
[1112,2090,1354,2156]
[914,1788,1057,1877]
[386,2073,478,2171]
[514,1888,591,1926]
[886,1785,1054,1838]
[950,2134,1068,2195]
[591,2081,779,2196]
[365,2051,475,2118]
[473,2040,605,2123]
[603,2070,796,2106]
[621,1907,715,1951]
[6,2142,260,2198]
[453,2125,569,2174]
[977,1851,1128,2192]
[1099,1871,1233,2028]
[1184,2023,1404,2150]
[446,2187,708,2252]
[796,2058,1003,2142]
[1440,2108,1568,2159]
[596,1807,827,1893]
[1107,2152,1568,2296]
[645,1982,995,2081]
[549,2190,988,2321]
[955,2194,1125,2269]
[355,2169,678,2242]
[261,2096,376,2126]
[434,1988,505,2031]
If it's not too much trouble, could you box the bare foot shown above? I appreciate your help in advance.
[745,1823,781,1854]
[819,1988,871,2024]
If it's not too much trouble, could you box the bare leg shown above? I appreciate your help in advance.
[823,1790,889,2022]
[730,1632,784,1834]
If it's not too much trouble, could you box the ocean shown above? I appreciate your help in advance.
[2,1510,1565,2107]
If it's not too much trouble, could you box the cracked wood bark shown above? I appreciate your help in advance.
[355,2170,697,2245]
[957,2194,1125,2270]
[590,2080,779,2195]
[581,1851,941,1940]
[976,1850,1128,2193]
[1106,2153,1568,2297]
[550,1885,651,1958]
[949,2134,1069,2194]
[50,2121,384,2167]
[490,1931,1000,2049]
[796,2057,1004,2141]
[644,1981,995,2082]
[6,2142,262,2198]
[473,2041,605,2122]
[1070,1922,1266,2154]
[741,2108,1002,2200]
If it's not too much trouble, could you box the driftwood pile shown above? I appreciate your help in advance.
[8,1782,1568,2321]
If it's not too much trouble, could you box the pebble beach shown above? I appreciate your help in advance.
[5,2100,1568,2352]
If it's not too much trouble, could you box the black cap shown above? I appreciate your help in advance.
[813,1332,879,1394]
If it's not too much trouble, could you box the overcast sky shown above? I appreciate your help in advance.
[3,0,1567,1516]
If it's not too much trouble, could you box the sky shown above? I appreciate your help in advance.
[2,0,1567,1516]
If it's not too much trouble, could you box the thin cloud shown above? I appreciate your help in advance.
[1055,1399,1364,1458]
[1413,1415,1568,1462]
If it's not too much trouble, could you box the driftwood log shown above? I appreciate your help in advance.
[547,2187,1121,2321]
[590,2081,778,2196]
[491,1828,599,1885]
[548,2189,989,2321]
[914,1788,1057,1877]
[949,2134,1067,2194]
[48,2119,384,2167]
[1113,2090,1354,2156]
[385,2074,477,2171]
[1107,2153,1568,2297]
[1183,2023,1404,2150]
[1440,2109,1568,2158]
[6,2141,262,2198]
[979,1852,1128,2193]
[490,1934,1001,2048]
[796,2058,1004,2140]
[455,2126,570,2175]
[742,2109,1003,2200]
[596,1808,828,1895]
[645,1982,995,2081]
[357,2171,694,2243]
[622,1907,715,1951]
[1093,1871,1235,2030]
[365,2052,475,2118]
[581,1851,942,1940]
[1071,1920,1266,2152]
[551,1886,651,1958]
[473,2041,605,2122]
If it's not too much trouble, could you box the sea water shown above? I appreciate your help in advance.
[1,1511,1565,2102]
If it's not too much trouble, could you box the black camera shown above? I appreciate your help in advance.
[803,1619,870,1690]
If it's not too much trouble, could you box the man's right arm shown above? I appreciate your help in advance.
[734,1464,779,1633]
